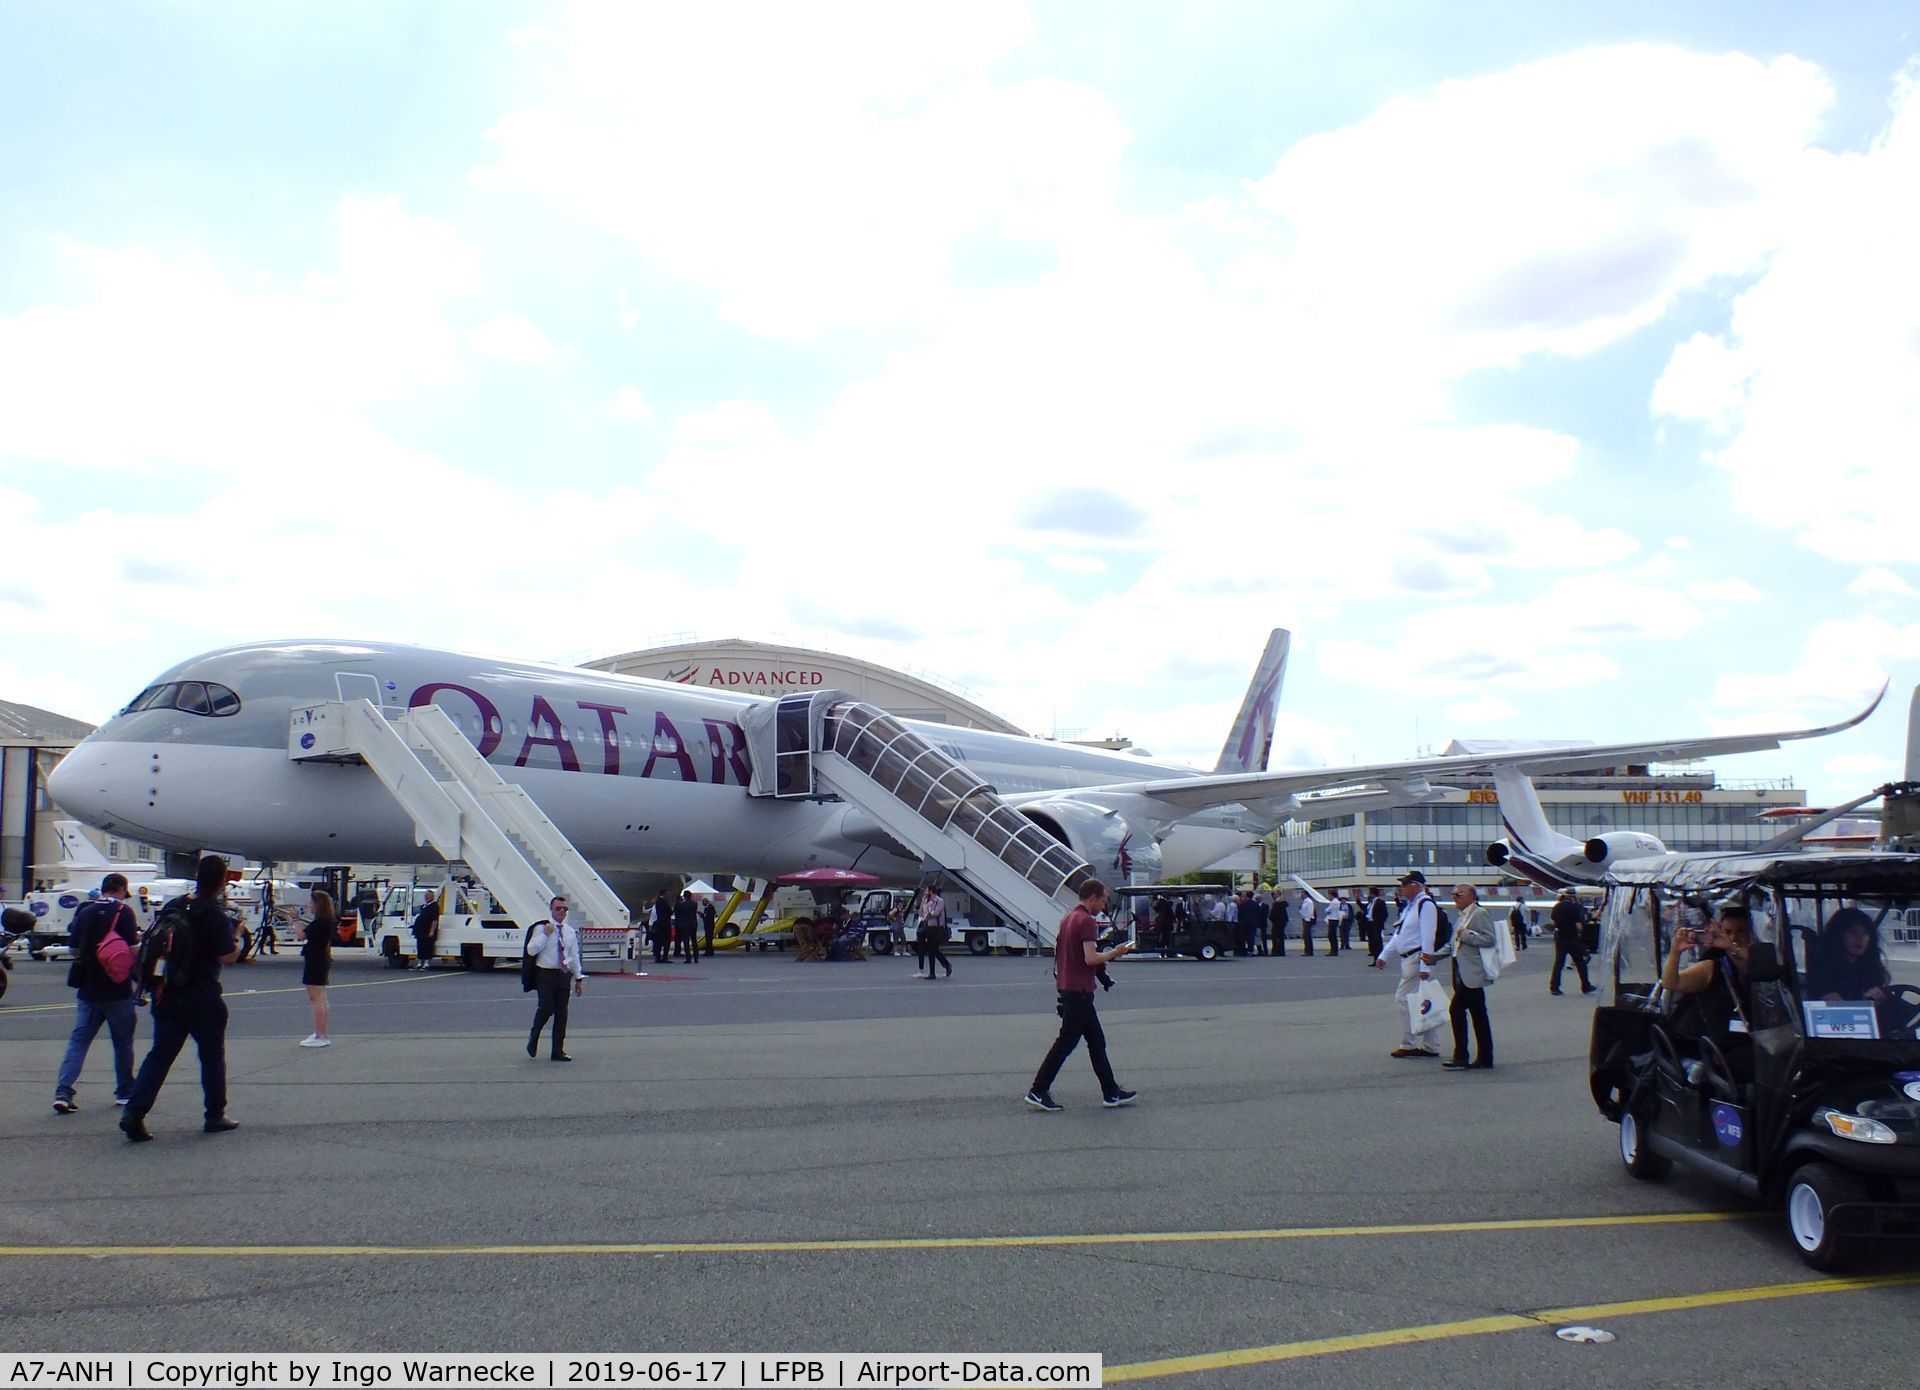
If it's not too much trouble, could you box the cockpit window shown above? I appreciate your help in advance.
[118,682,243,718]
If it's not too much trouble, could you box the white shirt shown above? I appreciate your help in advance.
[1380,893,1438,962]
[527,919,584,981]
[1299,895,1317,923]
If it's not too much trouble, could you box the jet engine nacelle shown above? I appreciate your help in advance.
[1020,801,1163,888]
[1485,840,1512,868]
[1582,831,1668,868]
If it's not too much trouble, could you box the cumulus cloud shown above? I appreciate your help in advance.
[1240,45,1830,384]
[468,312,560,366]
[1445,695,1521,725]
[1687,578,1766,602]
[1850,566,1917,599]
[1318,573,1706,696]
[470,2,1127,338]
[605,385,653,422]
[1652,68,1920,563]
[0,197,475,475]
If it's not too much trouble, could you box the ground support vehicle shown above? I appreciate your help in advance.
[367,882,523,971]
[1113,884,1240,961]
[1589,852,1920,1270]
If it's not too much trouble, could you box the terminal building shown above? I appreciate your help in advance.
[1272,753,1806,893]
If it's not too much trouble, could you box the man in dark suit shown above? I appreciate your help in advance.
[673,892,698,963]
[1550,890,1597,995]
[1270,894,1288,957]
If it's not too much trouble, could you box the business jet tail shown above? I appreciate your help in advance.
[1215,630,1290,775]
[51,820,113,869]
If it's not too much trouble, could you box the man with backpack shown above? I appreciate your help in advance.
[120,856,243,1142]
[53,872,141,1114]
[1381,870,1444,1059]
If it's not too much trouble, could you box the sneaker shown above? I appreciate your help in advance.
[299,1035,330,1048]
[1102,1089,1138,1108]
[113,1097,129,1108]
[1024,1090,1063,1113]
[1581,985,1599,995]
[53,1098,77,1114]
[203,1117,239,1134]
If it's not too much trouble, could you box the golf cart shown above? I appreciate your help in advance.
[1113,884,1240,961]
[1588,851,1920,1269]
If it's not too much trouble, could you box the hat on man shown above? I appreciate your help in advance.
[1398,870,1427,885]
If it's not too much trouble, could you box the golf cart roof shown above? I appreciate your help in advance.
[1607,850,1920,893]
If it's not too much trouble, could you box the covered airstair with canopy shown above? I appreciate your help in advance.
[742,691,1095,948]
[287,689,631,957]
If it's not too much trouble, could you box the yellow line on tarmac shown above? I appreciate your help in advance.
[0,1208,1756,1259]
[1103,1272,1920,1382]
[0,971,455,1015]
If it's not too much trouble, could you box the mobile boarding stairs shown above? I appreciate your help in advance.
[289,679,631,968]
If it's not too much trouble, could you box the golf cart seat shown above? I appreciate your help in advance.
[1650,1021,1742,1104]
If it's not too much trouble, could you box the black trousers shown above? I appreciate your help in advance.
[1032,991,1118,1098]
[1551,944,1593,992]
[926,944,951,976]
[530,968,571,1054]
[1449,972,1493,1063]
[1300,923,1315,956]
[1365,922,1384,959]
[126,991,228,1123]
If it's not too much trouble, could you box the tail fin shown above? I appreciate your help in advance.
[51,820,112,868]
[1215,629,1291,774]
[1489,767,1582,861]
[1906,687,1919,783]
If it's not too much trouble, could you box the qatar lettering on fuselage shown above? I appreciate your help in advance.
[408,681,753,787]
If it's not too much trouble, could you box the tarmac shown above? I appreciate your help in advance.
[2,939,1915,1386]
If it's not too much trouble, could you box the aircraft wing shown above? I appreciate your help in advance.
[1040,686,1887,815]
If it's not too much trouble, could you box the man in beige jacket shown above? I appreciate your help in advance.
[1442,883,1497,1071]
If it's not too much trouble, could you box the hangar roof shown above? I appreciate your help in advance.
[586,638,1026,735]
[0,698,94,744]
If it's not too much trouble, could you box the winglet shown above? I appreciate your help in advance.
[1215,629,1291,775]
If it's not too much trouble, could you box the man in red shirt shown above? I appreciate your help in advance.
[1026,879,1137,1112]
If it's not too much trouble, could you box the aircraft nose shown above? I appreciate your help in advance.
[48,739,147,834]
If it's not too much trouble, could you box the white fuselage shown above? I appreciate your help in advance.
[49,640,1252,888]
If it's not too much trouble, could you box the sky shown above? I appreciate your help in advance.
[1,1,1916,804]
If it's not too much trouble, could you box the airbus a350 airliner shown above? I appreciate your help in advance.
[47,634,1881,902]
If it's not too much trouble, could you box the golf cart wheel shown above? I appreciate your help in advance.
[383,942,407,970]
[1787,1163,1867,1271]
[1618,1110,1671,1181]
[0,969,8,1003]
[967,934,992,956]
[870,935,893,956]
[1197,941,1220,961]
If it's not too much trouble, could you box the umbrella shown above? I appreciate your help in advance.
[773,868,882,888]
[682,878,717,895]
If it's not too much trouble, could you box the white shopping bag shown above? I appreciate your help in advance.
[1479,946,1504,983]
[1406,977,1450,1034]
[1494,920,1519,967]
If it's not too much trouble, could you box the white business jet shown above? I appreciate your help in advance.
[46,635,1882,914]
[1483,687,1914,890]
